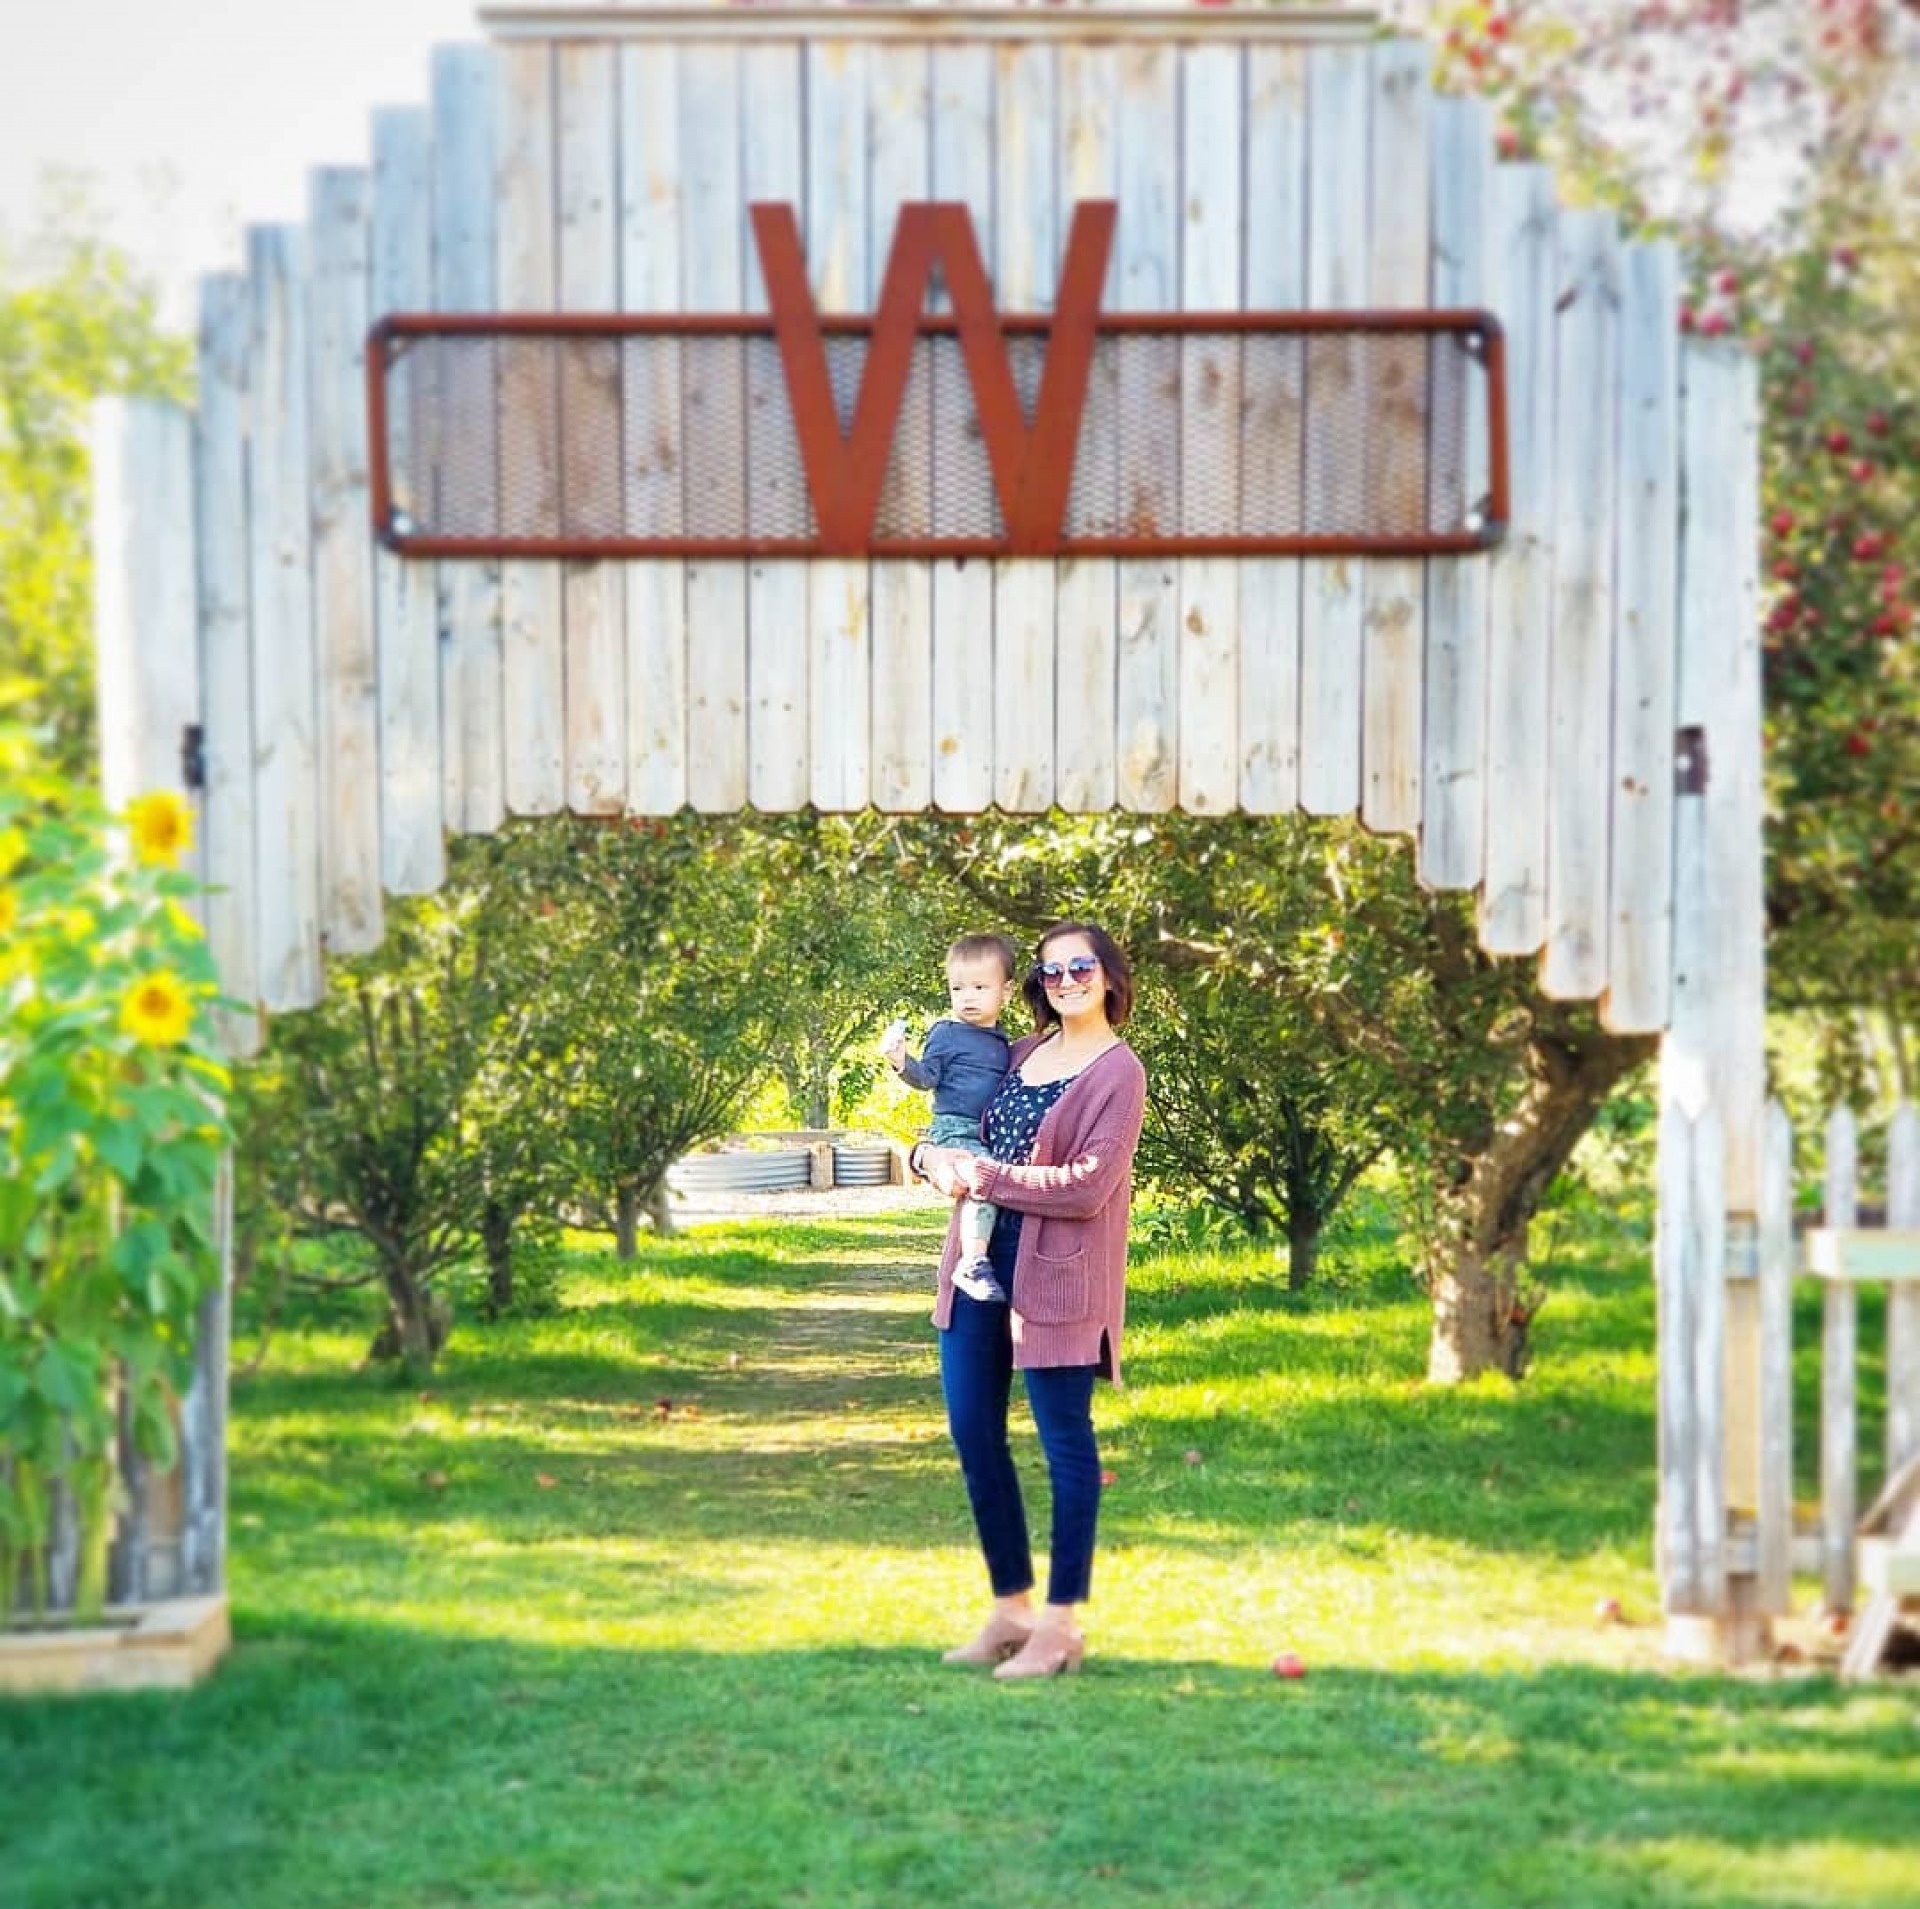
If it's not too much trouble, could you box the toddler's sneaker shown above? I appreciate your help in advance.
[951,1257,1008,1304]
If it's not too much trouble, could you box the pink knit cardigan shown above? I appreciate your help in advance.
[930,1034,1148,1383]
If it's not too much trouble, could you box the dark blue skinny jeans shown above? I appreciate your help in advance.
[938,1216,1101,1605]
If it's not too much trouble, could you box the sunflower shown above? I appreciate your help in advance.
[121,971,195,1047]
[127,790,194,868]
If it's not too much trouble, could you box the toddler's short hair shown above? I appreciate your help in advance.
[947,932,1019,980]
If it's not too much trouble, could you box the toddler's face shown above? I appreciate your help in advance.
[946,953,1014,1027]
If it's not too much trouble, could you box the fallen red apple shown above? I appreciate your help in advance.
[1593,1596,1623,1625]
[1272,1651,1306,1679]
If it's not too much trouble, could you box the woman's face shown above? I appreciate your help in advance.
[1037,932,1108,1031]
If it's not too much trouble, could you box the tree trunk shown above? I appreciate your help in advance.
[377,1263,443,1376]
[1285,1207,1321,1293]
[646,1175,675,1239]
[1425,1023,1655,1384]
[1427,1242,1532,1383]
[804,1079,831,1131]
[481,1198,515,1318]
[615,1185,641,1260]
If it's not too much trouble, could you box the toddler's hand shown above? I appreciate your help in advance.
[879,1018,908,1068]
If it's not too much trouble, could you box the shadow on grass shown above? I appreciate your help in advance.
[5,1622,1916,1909]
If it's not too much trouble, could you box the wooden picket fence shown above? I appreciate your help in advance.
[1658,1095,1920,1630]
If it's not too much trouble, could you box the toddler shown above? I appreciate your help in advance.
[882,933,1018,1303]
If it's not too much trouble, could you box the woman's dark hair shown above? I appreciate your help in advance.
[1021,921,1134,1032]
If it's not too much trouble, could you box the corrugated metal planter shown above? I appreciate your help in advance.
[668,1149,812,1194]
[832,1144,895,1187]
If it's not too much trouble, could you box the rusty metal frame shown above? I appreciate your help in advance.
[368,302,1509,561]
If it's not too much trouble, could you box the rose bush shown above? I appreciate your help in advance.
[0,724,230,1623]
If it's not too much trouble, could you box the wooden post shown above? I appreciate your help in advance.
[1889,1103,1920,1475]
[1661,337,1768,1662]
[1822,1105,1860,1612]
[1756,1098,1795,1613]
[93,398,230,1622]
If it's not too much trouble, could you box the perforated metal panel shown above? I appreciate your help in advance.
[370,311,1505,559]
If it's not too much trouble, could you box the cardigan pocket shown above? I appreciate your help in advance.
[1018,1247,1090,1324]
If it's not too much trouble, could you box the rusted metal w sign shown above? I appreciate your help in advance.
[367,199,1507,560]
[752,200,1114,554]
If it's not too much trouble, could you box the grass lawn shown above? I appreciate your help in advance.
[4,1198,1916,1909]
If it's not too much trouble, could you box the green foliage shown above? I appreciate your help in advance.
[237,889,496,1375]
[736,814,958,1129]
[0,189,192,778]
[0,730,229,1621]
[489,816,782,1245]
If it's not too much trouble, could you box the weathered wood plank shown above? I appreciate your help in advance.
[1689,1097,1729,1614]
[616,40,687,816]
[431,41,506,839]
[91,398,195,818]
[1821,1105,1859,1610]
[179,1157,232,1596]
[1888,1101,1920,1473]
[1668,335,1767,1562]
[805,40,874,813]
[1297,41,1369,817]
[1541,209,1619,1000]
[496,42,565,815]
[1177,39,1243,818]
[308,166,383,952]
[556,43,626,815]
[93,398,199,837]
[928,41,995,813]
[992,38,1057,814]
[1053,39,1118,813]
[1602,239,1680,1032]
[1805,1229,1920,1281]
[1113,41,1179,813]
[1756,1098,1795,1614]
[245,226,324,1011]
[372,110,446,896]
[1419,94,1491,888]
[1238,44,1307,816]
[1478,166,1555,954]
[681,40,750,813]
[741,41,809,813]
[1656,1096,1704,1614]
[1359,36,1429,837]
[868,39,934,813]
[192,275,262,1057]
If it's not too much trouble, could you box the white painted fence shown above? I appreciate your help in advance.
[1660,1096,1920,1620]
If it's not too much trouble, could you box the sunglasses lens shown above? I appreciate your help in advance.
[1038,955,1100,990]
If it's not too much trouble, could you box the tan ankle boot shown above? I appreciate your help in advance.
[992,1624,1085,1680]
[940,1610,1035,1666]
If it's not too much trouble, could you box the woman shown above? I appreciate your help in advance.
[911,921,1147,1680]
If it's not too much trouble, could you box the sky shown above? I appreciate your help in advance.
[0,0,486,323]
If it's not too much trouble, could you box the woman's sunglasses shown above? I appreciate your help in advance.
[1035,955,1101,991]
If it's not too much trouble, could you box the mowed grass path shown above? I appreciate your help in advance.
[5,1203,1917,1909]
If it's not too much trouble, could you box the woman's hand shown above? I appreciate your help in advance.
[915,1145,983,1200]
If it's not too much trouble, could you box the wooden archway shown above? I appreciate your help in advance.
[93,3,1766,1661]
